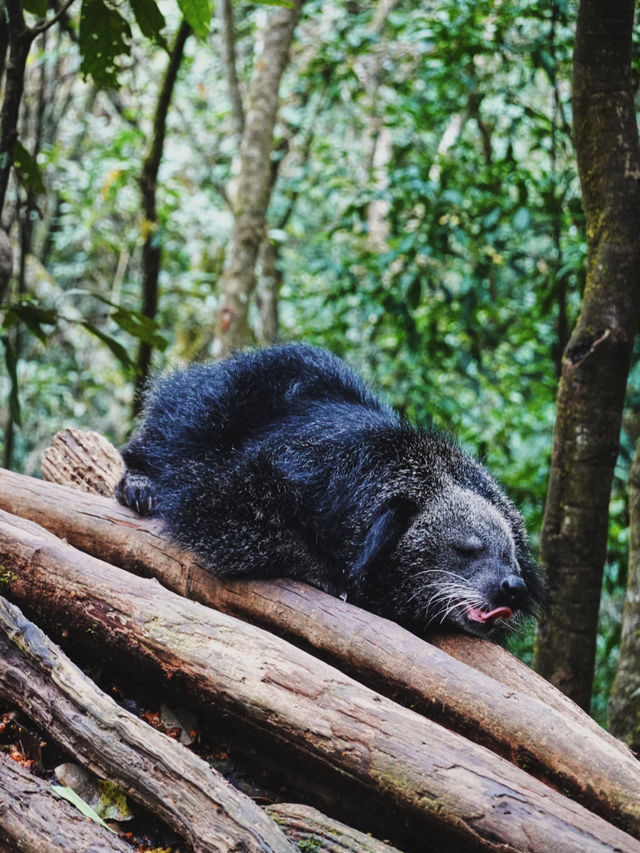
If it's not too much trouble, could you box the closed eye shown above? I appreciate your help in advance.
[452,537,484,559]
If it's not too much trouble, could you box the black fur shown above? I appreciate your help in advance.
[116,344,543,638]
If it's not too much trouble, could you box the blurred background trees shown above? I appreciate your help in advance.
[1,0,640,732]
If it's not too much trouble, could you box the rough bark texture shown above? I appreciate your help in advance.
[0,752,136,853]
[1,463,639,839]
[40,426,124,495]
[608,438,640,749]
[0,595,294,853]
[0,1,34,221]
[266,803,401,852]
[219,0,245,138]
[0,507,639,852]
[214,1,302,355]
[533,0,640,709]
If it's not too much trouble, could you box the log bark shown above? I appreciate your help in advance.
[265,803,400,852]
[0,464,638,838]
[0,752,135,853]
[0,508,638,853]
[214,1,303,354]
[40,426,124,495]
[0,595,294,853]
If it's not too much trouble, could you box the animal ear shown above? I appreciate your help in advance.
[351,497,417,579]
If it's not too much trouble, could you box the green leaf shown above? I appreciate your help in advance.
[81,321,136,372]
[128,0,168,48]
[79,0,132,89]
[52,785,114,832]
[176,0,211,39]
[12,142,45,195]
[6,302,58,344]
[112,307,168,350]
[1,335,21,427]
[21,0,49,17]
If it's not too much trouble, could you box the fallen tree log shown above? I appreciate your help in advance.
[0,507,637,853]
[265,803,401,853]
[0,595,294,853]
[0,752,136,853]
[0,463,638,839]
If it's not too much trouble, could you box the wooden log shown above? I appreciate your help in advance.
[265,803,401,852]
[0,595,294,853]
[0,508,637,853]
[0,465,638,840]
[40,427,123,496]
[0,752,136,853]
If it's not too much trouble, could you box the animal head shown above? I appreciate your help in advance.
[350,482,543,639]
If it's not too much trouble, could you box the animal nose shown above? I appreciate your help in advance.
[501,574,527,605]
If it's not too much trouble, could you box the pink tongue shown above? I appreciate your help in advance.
[466,606,513,624]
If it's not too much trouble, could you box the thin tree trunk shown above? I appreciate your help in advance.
[608,438,640,748]
[214,1,302,356]
[0,0,34,222]
[533,0,640,710]
[133,21,191,414]
[219,0,244,139]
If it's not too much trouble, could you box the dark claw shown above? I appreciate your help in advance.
[115,471,157,517]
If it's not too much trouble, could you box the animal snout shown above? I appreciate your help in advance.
[500,574,528,606]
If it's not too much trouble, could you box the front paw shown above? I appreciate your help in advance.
[115,472,157,516]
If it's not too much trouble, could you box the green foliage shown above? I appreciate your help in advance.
[52,785,115,832]
[79,0,133,88]
[176,0,212,40]
[128,0,168,49]
[21,0,48,16]
[12,141,45,194]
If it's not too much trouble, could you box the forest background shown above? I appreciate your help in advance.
[0,0,637,729]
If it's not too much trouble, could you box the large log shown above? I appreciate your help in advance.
[0,465,638,839]
[0,752,135,853]
[0,595,294,853]
[0,508,637,853]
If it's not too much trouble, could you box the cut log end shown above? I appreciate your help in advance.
[41,427,123,497]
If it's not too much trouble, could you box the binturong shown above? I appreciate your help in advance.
[116,344,544,639]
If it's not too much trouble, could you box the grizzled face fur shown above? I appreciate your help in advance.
[372,484,534,639]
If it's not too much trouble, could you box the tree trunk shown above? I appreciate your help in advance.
[218,0,245,139]
[3,460,640,841]
[533,0,640,710]
[608,438,640,749]
[256,236,282,345]
[0,0,35,221]
[214,1,302,356]
[134,21,191,413]
[0,508,638,853]
[0,595,294,853]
